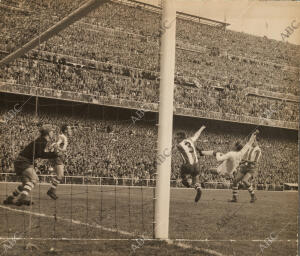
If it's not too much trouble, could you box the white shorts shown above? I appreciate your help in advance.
[216,162,227,176]
[216,162,235,177]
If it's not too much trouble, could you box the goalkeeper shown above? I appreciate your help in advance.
[3,127,60,206]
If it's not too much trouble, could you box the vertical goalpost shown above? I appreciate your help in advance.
[155,0,176,239]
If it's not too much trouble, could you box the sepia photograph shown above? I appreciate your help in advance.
[0,0,299,255]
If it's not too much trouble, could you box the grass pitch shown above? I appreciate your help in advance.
[0,183,297,256]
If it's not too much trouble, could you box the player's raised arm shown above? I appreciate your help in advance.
[190,125,206,143]
[197,148,215,156]
[240,130,259,155]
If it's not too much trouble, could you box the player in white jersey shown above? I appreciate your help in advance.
[177,125,215,202]
[212,130,259,202]
[231,136,261,203]
[47,124,72,200]
[213,131,258,176]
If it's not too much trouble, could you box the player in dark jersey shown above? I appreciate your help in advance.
[3,127,60,206]
[176,126,215,202]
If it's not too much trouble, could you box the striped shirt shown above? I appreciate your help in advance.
[178,138,198,165]
[243,146,261,165]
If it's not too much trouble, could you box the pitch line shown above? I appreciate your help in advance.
[0,205,227,256]
[0,237,295,242]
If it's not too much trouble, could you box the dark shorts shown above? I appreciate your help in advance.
[240,163,257,176]
[180,163,200,178]
[14,156,33,176]
[13,156,38,183]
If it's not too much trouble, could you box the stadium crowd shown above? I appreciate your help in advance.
[1,0,299,125]
[1,58,298,123]
[0,0,299,189]
[1,0,300,67]
[0,100,298,187]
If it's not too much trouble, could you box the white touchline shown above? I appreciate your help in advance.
[0,205,132,236]
[0,237,294,242]
[0,205,227,256]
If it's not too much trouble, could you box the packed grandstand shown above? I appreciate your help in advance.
[0,94,298,188]
[0,0,299,188]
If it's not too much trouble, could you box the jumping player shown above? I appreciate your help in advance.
[231,136,261,203]
[3,127,60,206]
[212,130,259,202]
[176,125,215,202]
[47,124,72,200]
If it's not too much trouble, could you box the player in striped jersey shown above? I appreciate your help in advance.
[47,124,72,200]
[177,125,215,202]
[231,136,261,203]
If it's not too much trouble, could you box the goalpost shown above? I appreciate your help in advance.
[155,0,176,239]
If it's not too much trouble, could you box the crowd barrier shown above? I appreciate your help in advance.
[0,173,290,191]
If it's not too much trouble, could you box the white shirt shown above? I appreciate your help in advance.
[216,141,252,176]
[52,134,68,152]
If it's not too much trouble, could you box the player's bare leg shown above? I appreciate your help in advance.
[181,175,190,188]
[193,175,202,203]
[180,168,192,188]
[47,164,64,200]
[242,173,256,203]
[229,171,244,202]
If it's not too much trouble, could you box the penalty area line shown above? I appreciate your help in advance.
[0,205,227,256]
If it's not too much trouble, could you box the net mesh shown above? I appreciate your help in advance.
[0,0,162,253]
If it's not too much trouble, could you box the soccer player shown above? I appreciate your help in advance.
[3,127,59,206]
[176,125,215,202]
[213,130,259,202]
[231,136,261,203]
[47,124,72,200]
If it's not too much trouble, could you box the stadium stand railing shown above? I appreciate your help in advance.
[0,82,298,130]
